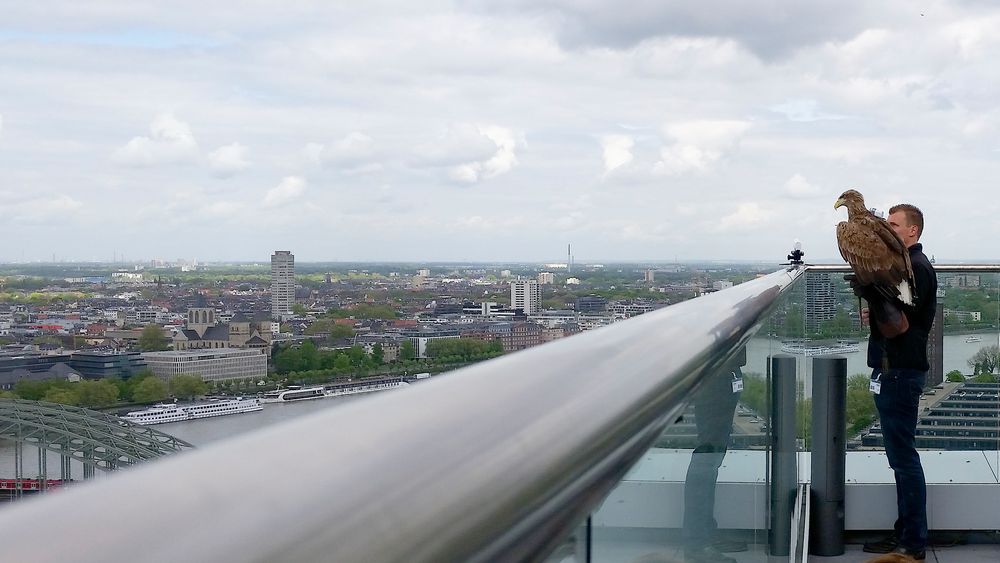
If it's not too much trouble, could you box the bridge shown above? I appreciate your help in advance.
[0,264,999,561]
[0,398,193,498]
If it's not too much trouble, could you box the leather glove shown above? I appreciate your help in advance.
[870,298,910,339]
[844,274,878,302]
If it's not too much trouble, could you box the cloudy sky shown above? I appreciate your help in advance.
[3,1,1000,263]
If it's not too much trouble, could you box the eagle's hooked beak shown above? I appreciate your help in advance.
[834,198,845,210]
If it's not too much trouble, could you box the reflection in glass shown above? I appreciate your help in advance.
[681,347,746,563]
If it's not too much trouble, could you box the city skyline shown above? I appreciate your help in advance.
[4,2,1000,262]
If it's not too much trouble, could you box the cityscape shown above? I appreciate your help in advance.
[5,2,1000,560]
[0,251,759,396]
[1,253,997,454]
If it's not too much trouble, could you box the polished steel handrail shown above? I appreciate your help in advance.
[0,266,804,563]
[805,264,1000,273]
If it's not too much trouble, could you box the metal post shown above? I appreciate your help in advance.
[61,454,72,483]
[769,355,797,556]
[14,440,23,499]
[810,357,847,556]
[38,446,46,492]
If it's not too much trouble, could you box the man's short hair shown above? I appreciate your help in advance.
[889,203,924,238]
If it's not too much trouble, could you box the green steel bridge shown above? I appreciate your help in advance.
[0,398,193,499]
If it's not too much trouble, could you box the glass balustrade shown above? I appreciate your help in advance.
[576,267,1000,562]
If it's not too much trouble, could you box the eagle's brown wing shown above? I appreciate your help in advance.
[837,219,893,285]
[872,217,915,292]
[837,215,915,303]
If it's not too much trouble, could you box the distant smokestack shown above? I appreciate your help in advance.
[567,244,572,274]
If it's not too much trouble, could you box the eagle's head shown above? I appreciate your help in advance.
[834,189,866,212]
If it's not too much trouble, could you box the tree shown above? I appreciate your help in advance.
[139,324,170,351]
[738,373,767,417]
[400,340,416,361]
[133,377,169,403]
[846,374,877,436]
[946,370,965,383]
[973,372,998,383]
[43,387,79,406]
[333,354,351,371]
[780,304,804,337]
[292,303,308,316]
[32,335,64,347]
[76,379,120,408]
[273,345,300,374]
[371,343,384,365]
[968,345,1000,375]
[169,374,208,400]
[298,340,319,371]
[14,379,51,400]
[329,323,354,341]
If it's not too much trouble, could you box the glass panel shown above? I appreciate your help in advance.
[588,272,807,562]
[586,268,1000,561]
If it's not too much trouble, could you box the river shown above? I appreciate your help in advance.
[3,332,998,477]
[745,332,999,393]
[0,390,389,479]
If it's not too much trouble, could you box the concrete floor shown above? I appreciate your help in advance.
[584,528,1000,563]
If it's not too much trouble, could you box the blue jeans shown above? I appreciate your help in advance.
[872,368,927,550]
[683,368,741,546]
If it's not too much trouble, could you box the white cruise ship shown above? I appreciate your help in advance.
[324,377,409,398]
[261,377,409,403]
[780,340,861,357]
[121,397,263,425]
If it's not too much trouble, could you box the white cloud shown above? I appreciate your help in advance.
[616,222,668,242]
[601,134,634,174]
[199,200,245,218]
[715,202,773,233]
[654,120,751,176]
[207,142,250,177]
[305,132,379,170]
[112,114,199,166]
[7,2,1000,261]
[263,176,306,207]
[414,123,520,183]
[769,100,849,122]
[413,123,498,166]
[0,193,83,223]
[783,174,824,199]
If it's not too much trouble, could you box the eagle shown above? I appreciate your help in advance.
[834,189,915,306]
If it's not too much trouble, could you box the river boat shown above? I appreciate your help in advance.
[324,377,409,398]
[966,336,982,343]
[262,378,409,404]
[121,397,262,425]
[263,386,326,403]
[780,340,861,357]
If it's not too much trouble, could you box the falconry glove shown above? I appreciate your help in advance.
[845,274,909,339]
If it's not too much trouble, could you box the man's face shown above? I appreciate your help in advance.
[888,211,918,246]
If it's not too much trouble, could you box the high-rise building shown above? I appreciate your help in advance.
[510,278,541,314]
[271,250,295,320]
[804,272,836,332]
[537,272,555,285]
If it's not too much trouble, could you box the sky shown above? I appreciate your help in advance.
[3,1,1000,264]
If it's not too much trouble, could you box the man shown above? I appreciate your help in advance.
[860,204,937,561]
[682,348,747,563]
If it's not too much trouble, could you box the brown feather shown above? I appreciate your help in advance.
[834,189,916,305]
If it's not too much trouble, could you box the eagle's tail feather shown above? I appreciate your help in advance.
[896,280,914,307]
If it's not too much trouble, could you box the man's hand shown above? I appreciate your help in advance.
[845,274,877,302]
[861,307,870,327]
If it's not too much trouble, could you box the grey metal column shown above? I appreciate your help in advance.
[769,355,797,556]
[810,357,847,556]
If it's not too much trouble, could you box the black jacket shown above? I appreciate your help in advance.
[867,243,938,371]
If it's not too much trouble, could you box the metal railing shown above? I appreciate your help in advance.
[0,266,804,563]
